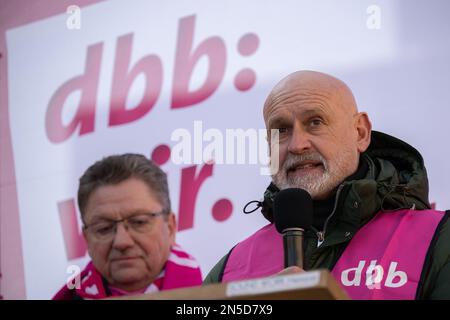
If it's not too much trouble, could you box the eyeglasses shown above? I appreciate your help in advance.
[84,211,167,242]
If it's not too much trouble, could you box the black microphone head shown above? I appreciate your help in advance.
[273,188,313,233]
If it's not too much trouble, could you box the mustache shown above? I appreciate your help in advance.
[283,152,327,171]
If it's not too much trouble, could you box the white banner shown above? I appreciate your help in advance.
[3,0,450,299]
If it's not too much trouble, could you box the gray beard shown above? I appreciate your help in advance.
[272,151,351,199]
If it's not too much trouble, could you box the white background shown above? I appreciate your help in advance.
[4,0,450,298]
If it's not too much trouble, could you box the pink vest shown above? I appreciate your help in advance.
[223,209,444,300]
[53,245,202,299]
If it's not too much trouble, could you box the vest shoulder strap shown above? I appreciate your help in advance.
[218,246,236,282]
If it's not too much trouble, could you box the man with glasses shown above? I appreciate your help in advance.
[53,154,202,299]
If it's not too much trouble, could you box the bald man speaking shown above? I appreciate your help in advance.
[204,71,450,300]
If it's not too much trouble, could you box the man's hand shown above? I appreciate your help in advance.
[275,266,305,276]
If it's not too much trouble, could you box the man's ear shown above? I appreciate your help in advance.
[82,228,92,257]
[167,213,177,245]
[355,112,372,153]
[266,129,271,155]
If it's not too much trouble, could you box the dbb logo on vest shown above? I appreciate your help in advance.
[340,260,408,289]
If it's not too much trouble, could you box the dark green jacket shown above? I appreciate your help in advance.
[204,131,450,299]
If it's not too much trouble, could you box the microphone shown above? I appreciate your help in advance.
[273,188,313,269]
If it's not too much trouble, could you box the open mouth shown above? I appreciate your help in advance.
[287,162,324,174]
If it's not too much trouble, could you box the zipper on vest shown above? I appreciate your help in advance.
[316,184,345,247]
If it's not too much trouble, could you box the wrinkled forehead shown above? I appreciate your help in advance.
[83,179,164,221]
[264,88,334,120]
[263,72,357,123]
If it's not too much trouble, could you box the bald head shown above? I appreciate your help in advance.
[264,70,358,124]
[265,70,372,199]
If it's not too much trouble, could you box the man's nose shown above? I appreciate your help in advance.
[111,222,134,250]
[287,125,312,154]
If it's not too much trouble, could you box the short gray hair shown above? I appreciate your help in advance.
[78,153,171,221]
